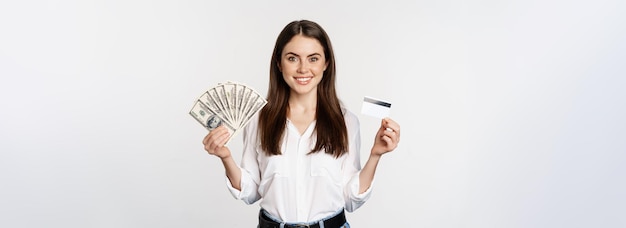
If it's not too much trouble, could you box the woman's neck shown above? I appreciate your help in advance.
[288,92,316,112]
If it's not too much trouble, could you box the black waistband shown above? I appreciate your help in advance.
[258,209,346,228]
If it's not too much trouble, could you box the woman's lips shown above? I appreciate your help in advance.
[294,76,312,84]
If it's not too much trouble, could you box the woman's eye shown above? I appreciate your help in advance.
[310,57,318,62]
[287,56,297,62]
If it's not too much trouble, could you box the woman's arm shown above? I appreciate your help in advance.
[203,126,242,190]
[359,118,401,193]
[220,154,242,190]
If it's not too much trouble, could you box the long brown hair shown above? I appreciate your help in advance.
[258,20,348,158]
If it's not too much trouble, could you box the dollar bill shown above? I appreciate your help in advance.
[220,83,238,127]
[207,87,233,125]
[198,91,236,129]
[190,81,267,144]
[239,95,267,130]
[189,100,237,142]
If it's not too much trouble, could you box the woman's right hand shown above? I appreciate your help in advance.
[202,126,232,159]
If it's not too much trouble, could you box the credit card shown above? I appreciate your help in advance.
[361,96,391,119]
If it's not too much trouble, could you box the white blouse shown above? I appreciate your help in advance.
[225,109,373,223]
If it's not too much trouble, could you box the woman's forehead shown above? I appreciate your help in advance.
[283,35,324,55]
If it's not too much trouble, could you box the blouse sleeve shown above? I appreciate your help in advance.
[342,111,373,212]
[225,115,262,204]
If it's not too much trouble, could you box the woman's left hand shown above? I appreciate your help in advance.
[371,118,401,156]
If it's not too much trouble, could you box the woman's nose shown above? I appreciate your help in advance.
[297,61,308,73]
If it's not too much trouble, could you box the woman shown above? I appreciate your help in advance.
[203,19,401,228]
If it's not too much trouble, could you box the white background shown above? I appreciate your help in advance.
[1,0,625,227]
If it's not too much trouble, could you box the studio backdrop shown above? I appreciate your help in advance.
[1,0,624,227]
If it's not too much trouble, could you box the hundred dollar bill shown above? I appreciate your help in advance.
[189,100,237,143]
[239,91,267,129]
[236,85,254,128]
[234,83,245,125]
[207,87,231,123]
[220,83,238,127]
[199,91,236,129]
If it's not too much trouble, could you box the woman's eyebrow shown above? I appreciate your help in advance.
[285,52,322,57]
[307,53,322,57]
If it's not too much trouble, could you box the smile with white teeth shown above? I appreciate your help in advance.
[295,77,312,83]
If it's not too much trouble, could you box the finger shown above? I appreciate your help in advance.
[382,133,399,150]
[203,127,221,144]
[203,127,228,145]
[382,130,398,144]
[204,133,229,155]
[214,130,231,147]
[378,119,388,131]
[212,129,232,147]
[381,135,393,146]
[383,118,400,131]
[383,118,400,138]
[383,118,398,128]
[207,142,223,155]
[202,134,210,145]
[203,126,221,145]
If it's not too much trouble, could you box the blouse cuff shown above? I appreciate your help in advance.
[225,169,256,202]
[225,175,242,199]
[350,175,374,201]
[345,174,373,212]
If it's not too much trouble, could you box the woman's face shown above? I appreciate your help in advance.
[279,34,328,97]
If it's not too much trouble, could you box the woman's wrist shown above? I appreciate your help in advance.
[368,152,382,160]
[220,154,233,161]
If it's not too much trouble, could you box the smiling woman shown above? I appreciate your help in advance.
[201,20,401,228]
[279,35,328,98]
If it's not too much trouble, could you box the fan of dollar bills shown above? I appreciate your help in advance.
[189,81,267,143]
